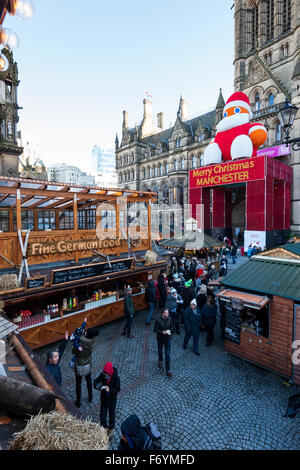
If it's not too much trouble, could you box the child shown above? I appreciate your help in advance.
[69,317,87,369]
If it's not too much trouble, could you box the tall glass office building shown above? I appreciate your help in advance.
[91,146,117,187]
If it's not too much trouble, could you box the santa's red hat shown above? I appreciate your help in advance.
[224,92,252,117]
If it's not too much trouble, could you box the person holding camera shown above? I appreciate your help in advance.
[154,309,174,377]
[93,361,121,437]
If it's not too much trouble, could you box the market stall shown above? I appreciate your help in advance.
[159,230,225,271]
[0,176,166,350]
[218,245,300,385]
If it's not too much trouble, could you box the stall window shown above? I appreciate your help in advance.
[0,210,9,232]
[13,210,34,231]
[102,210,116,230]
[78,210,85,229]
[37,210,56,230]
[240,304,269,338]
[59,211,73,230]
[86,208,96,229]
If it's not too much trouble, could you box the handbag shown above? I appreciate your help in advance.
[75,363,91,377]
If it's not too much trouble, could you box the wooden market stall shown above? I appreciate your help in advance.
[218,243,300,385]
[0,176,167,350]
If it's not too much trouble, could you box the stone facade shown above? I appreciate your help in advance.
[115,93,224,236]
[234,0,300,233]
[0,48,23,176]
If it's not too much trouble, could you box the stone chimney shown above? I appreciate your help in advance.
[122,110,128,129]
[157,112,164,130]
[140,99,155,138]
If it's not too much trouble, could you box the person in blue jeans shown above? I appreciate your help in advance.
[145,281,157,325]
[154,309,174,377]
[183,299,202,356]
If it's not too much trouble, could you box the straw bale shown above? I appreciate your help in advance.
[145,250,157,265]
[9,411,109,450]
[0,274,19,292]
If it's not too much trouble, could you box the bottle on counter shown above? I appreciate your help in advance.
[63,298,68,311]
[69,297,72,309]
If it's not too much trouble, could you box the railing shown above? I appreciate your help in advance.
[252,103,283,120]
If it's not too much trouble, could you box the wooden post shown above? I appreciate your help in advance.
[147,200,152,249]
[55,210,59,230]
[116,200,120,256]
[33,209,38,231]
[73,194,78,262]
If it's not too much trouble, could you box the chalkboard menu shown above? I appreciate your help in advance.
[225,303,241,344]
[25,276,46,291]
[51,258,133,286]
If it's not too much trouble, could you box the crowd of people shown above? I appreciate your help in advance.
[43,246,239,450]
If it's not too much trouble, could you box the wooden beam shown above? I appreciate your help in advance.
[25,196,55,209]
[16,189,21,232]
[44,197,74,210]
[0,194,10,203]
[21,195,35,206]
[55,197,88,211]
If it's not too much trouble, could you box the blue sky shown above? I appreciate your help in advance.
[4,0,235,170]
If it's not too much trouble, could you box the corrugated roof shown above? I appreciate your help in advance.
[280,242,300,257]
[222,257,300,301]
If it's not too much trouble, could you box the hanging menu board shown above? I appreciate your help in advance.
[51,258,133,286]
[224,303,242,344]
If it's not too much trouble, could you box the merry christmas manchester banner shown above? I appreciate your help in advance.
[189,156,265,189]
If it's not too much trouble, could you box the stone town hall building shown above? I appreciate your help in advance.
[116,0,300,237]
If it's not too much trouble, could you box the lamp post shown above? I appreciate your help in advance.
[278,98,300,151]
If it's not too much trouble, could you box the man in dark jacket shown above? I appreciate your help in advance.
[165,287,183,334]
[183,299,202,356]
[122,287,135,338]
[118,414,154,450]
[94,361,120,437]
[158,270,167,309]
[74,327,99,407]
[145,280,157,325]
[154,309,174,376]
[45,330,68,386]
[202,296,218,346]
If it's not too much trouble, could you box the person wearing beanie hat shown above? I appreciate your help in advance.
[165,287,184,335]
[94,361,121,437]
[73,326,99,408]
[182,279,196,311]
[145,280,157,325]
[183,299,202,356]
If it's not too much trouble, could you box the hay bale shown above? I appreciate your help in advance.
[9,411,109,451]
[145,250,157,265]
[0,274,19,292]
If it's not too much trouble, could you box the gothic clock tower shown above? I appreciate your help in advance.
[0,48,22,176]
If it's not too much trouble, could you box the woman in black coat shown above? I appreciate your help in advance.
[94,361,120,435]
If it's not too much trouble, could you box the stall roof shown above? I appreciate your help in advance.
[159,231,225,250]
[0,176,157,210]
[259,242,300,260]
[217,289,269,309]
[222,257,300,301]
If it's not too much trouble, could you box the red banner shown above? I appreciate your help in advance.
[189,156,265,189]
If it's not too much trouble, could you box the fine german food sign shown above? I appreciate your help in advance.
[189,156,266,189]
[28,237,126,256]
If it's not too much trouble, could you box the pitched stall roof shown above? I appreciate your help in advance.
[258,242,300,260]
[0,176,156,211]
[222,257,300,301]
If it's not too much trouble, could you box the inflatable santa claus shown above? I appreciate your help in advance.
[203,92,268,165]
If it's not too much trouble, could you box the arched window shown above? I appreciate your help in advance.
[251,6,259,50]
[181,158,185,170]
[165,163,168,174]
[268,93,275,107]
[198,132,204,142]
[159,164,162,176]
[148,167,151,178]
[174,160,178,171]
[255,92,261,111]
[192,155,196,168]
[199,154,204,167]
[276,122,282,142]
[170,213,175,238]
[285,43,289,57]
[147,148,151,157]
[176,136,182,148]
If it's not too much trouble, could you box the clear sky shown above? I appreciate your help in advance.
[4,0,235,171]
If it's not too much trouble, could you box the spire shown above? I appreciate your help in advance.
[216,88,225,110]
[177,95,188,121]
[115,133,119,150]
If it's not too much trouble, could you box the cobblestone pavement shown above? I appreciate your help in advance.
[36,255,299,450]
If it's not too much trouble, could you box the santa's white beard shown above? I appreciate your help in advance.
[216,113,250,132]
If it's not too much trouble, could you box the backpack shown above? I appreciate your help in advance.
[143,422,162,450]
